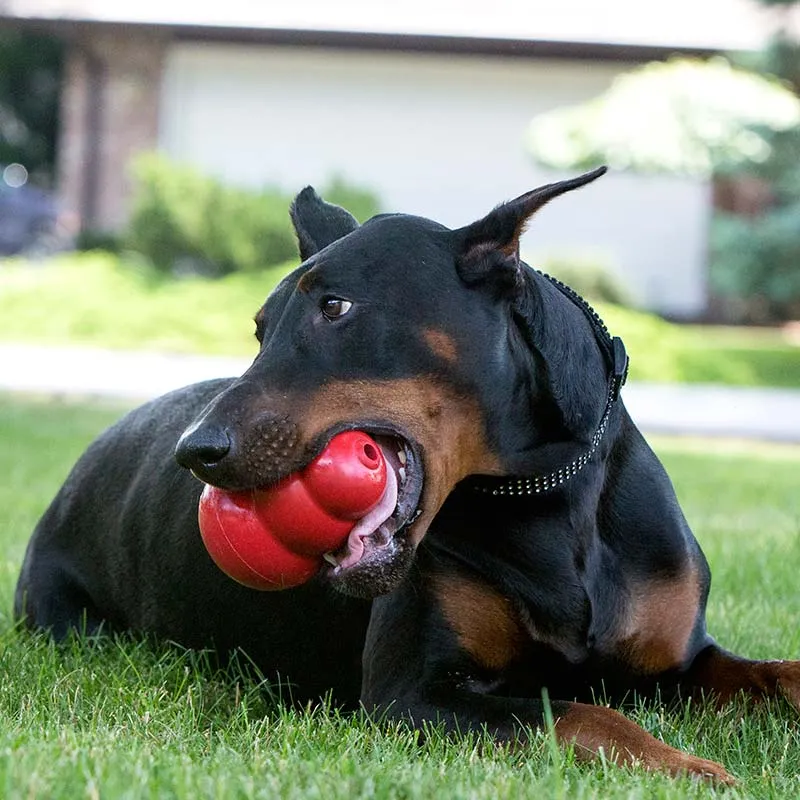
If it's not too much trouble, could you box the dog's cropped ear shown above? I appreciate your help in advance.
[455,167,607,291]
[290,187,360,261]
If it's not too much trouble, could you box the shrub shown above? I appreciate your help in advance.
[126,155,297,276]
[709,126,800,322]
[318,174,381,223]
[126,155,381,276]
[708,20,800,322]
[710,204,800,321]
[75,229,124,253]
[533,255,632,307]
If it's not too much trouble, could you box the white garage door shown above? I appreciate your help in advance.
[159,43,708,316]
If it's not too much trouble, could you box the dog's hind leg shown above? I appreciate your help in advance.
[680,642,800,710]
[15,556,107,640]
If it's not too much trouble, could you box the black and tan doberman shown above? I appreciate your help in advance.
[16,168,800,783]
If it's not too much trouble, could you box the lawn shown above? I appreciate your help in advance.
[1,394,799,798]
[1,253,799,387]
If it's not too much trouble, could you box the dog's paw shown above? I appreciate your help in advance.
[771,659,800,711]
[555,703,736,784]
[665,753,737,786]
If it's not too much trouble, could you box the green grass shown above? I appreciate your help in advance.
[1,395,800,797]
[1,253,799,387]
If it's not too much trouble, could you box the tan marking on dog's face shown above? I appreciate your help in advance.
[422,329,458,363]
[618,568,701,674]
[253,306,266,331]
[297,266,322,294]
[299,377,504,546]
[435,574,523,671]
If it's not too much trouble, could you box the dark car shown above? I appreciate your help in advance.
[0,168,70,256]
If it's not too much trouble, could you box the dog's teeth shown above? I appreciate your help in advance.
[322,552,338,567]
[398,450,407,465]
[398,467,407,483]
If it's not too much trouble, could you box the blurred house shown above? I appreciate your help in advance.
[1,0,795,316]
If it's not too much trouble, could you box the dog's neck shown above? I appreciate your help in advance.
[473,272,629,498]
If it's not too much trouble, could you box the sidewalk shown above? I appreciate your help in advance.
[2,343,800,442]
[0,343,250,402]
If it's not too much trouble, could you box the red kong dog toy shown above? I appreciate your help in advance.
[197,431,388,590]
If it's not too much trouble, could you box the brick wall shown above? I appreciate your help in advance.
[58,26,168,232]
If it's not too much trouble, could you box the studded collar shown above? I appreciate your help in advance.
[473,272,629,498]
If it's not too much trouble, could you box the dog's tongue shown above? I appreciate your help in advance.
[333,462,398,570]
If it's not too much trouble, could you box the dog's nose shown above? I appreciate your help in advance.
[175,424,231,473]
[175,407,302,489]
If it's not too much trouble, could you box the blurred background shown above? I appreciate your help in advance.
[0,6,800,800]
[2,9,800,794]
[0,0,799,415]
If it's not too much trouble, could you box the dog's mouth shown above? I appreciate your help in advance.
[320,430,424,595]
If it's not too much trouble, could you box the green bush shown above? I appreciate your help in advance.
[126,155,381,277]
[75,229,124,253]
[709,20,800,323]
[319,174,381,224]
[709,125,800,322]
[534,255,632,307]
[710,203,800,321]
[126,155,297,276]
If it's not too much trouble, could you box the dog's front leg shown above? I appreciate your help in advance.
[370,688,734,783]
[361,587,734,783]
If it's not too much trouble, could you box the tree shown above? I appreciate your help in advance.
[527,57,800,179]
[527,5,800,322]
[709,1,800,321]
[0,30,63,185]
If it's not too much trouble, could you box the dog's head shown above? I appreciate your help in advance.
[176,167,609,597]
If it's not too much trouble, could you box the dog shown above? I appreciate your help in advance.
[15,167,800,783]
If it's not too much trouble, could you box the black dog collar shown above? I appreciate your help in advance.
[473,272,629,498]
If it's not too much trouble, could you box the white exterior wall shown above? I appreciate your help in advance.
[160,44,708,317]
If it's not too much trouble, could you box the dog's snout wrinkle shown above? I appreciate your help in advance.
[249,413,300,462]
[238,412,302,483]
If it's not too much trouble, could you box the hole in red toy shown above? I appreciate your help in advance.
[362,442,379,465]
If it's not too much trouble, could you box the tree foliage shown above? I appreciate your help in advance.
[709,1,800,321]
[527,57,800,178]
[526,1,800,322]
[0,31,63,184]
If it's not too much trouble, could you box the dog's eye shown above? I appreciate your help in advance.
[320,297,353,320]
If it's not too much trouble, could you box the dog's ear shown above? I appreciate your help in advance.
[290,187,360,261]
[455,167,606,291]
